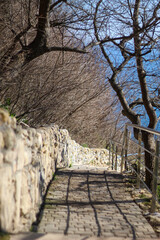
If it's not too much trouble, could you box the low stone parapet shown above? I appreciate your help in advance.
[68,139,109,166]
[0,109,109,233]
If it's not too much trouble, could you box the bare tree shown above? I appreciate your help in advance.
[2,43,120,147]
[90,0,160,188]
[0,0,127,148]
[0,0,87,70]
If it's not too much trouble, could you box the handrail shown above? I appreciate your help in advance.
[109,139,157,177]
[125,135,158,159]
[108,123,160,213]
[126,123,160,137]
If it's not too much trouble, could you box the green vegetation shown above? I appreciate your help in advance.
[20,118,28,124]
[69,162,72,168]
[0,98,29,123]
[139,193,151,202]
[0,98,15,117]
[128,178,137,184]
[139,193,146,199]
[0,232,10,240]
[30,225,34,232]
[52,173,57,180]
[82,144,88,148]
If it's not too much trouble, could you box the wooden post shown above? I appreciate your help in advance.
[136,131,142,189]
[151,140,160,213]
[112,143,114,170]
[121,149,124,173]
[115,145,118,171]
[121,126,126,173]
[124,128,128,170]
[109,141,111,168]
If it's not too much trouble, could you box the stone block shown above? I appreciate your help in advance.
[2,126,16,149]
[0,108,10,125]
[4,149,17,163]
[0,131,4,149]
[14,171,22,230]
[0,152,3,167]
[0,164,16,232]
[20,170,32,216]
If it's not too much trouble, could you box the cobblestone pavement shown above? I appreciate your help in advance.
[33,165,157,240]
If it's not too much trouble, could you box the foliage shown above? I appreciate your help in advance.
[0,232,10,240]
[69,162,72,168]
[0,98,13,115]
[82,143,88,148]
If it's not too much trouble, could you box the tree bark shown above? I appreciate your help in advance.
[25,0,51,60]
[142,132,155,189]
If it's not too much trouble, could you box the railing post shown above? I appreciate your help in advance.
[151,139,160,213]
[121,150,124,173]
[124,128,128,170]
[115,145,118,171]
[121,126,126,173]
[112,143,114,170]
[136,131,142,189]
[109,141,111,168]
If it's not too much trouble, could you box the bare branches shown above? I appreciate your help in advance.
[93,0,140,125]
[133,0,157,129]
[0,0,88,70]
[92,0,160,130]
[45,45,87,54]
[129,98,160,110]
[93,0,115,72]
[50,0,67,11]
[108,75,140,125]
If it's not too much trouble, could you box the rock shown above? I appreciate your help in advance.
[0,131,4,148]
[0,164,16,232]
[20,170,32,216]
[4,150,17,164]
[1,126,16,149]
[14,171,22,230]
[149,215,160,225]
[0,152,3,167]
[0,108,10,125]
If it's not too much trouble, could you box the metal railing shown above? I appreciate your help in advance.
[108,123,160,213]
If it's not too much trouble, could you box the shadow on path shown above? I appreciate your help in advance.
[33,169,137,240]
[87,171,101,237]
[64,171,72,235]
[104,171,136,240]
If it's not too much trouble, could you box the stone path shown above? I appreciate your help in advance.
[32,165,157,240]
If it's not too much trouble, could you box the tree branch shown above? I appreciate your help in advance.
[46,46,87,54]
[133,0,157,129]
[108,75,140,125]
[50,0,67,11]
[129,98,160,109]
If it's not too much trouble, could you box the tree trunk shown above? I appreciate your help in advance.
[24,0,51,62]
[29,0,51,48]
[142,131,155,189]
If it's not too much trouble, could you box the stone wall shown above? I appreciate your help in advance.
[68,139,110,166]
[0,109,109,233]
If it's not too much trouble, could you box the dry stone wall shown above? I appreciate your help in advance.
[68,139,110,166]
[0,109,109,233]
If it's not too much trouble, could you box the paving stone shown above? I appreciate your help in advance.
[34,165,157,239]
